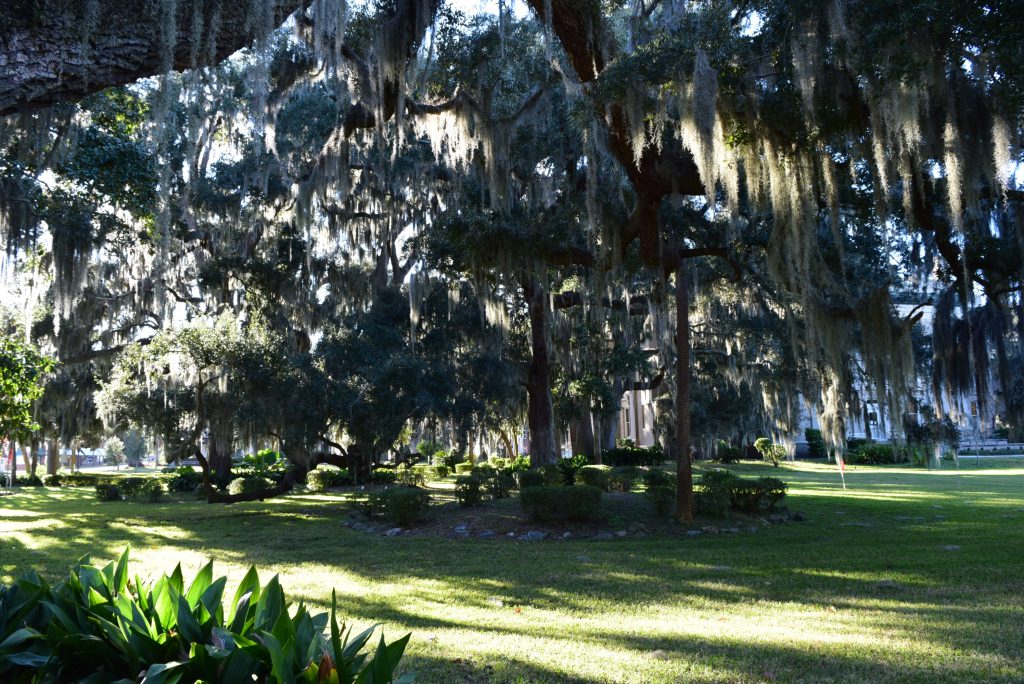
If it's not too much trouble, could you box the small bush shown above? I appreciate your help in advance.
[754,438,787,467]
[646,485,676,516]
[454,462,475,475]
[486,473,515,499]
[315,463,351,485]
[412,463,434,482]
[714,440,743,464]
[167,466,203,492]
[43,473,62,487]
[602,442,665,467]
[490,457,508,470]
[14,474,43,486]
[508,455,531,472]
[455,475,483,507]
[576,464,612,491]
[694,469,788,515]
[116,476,146,499]
[608,466,639,492]
[432,464,450,478]
[847,443,907,465]
[516,469,546,488]
[519,485,602,522]
[138,479,164,503]
[383,488,431,526]
[642,468,675,489]
[368,467,397,485]
[804,429,826,458]
[226,476,273,496]
[395,464,422,486]
[305,468,331,491]
[362,487,430,525]
[696,469,740,516]
[556,454,588,485]
[94,484,121,501]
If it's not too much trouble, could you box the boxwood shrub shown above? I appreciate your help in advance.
[608,466,639,492]
[575,464,612,491]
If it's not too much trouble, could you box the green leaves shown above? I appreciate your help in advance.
[0,548,414,683]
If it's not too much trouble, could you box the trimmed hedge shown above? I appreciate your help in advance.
[576,464,612,491]
[455,475,483,507]
[602,443,664,467]
[608,466,639,492]
[362,486,430,525]
[519,485,602,522]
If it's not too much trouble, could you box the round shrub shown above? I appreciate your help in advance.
[646,485,675,516]
[432,464,450,478]
[167,466,203,493]
[519,485,602,522]
[227,476,273,496]
[454,475,483,507]
[489,457,508,470]
[642,468,675,489]
[383,487,430,526]
[576,464,612,491]
[515,469,546,489]
[454,462,475,475]
[412,463,434,482]
[608,466,639,492]
[305,468,331,492]
[368,467,397,485]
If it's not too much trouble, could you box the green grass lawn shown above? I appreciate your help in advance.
[3,460,1023,683]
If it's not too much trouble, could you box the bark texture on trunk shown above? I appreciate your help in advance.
[675,263,694,522]
[524,279,557,465]
[46,438,59,475]
[1,0,309,115]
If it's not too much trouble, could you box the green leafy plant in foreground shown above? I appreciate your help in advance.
[0,548,413,683]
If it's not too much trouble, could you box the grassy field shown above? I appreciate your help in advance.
[2,460,1023,683]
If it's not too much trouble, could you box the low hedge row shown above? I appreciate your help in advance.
[519,485,602,522]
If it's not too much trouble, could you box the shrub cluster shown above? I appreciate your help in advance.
[846,442,910,465]
[454,462,475,475]
[696,469,787,515]
[361,486,430,525]
[226,476,274,496]
[0,549,410,683]
[368,467,397,484]
[804,429,826,458]
[575,464,611,491]
[713,440,743,464]
[305,463,351,491]
[454,475,483,507]
[753,438,787,467]
[166,466,203,492]
[602,441,665,467]
[608,466,639,492]
[519,485,602,522]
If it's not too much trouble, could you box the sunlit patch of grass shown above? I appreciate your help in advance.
[2,461,1023,682]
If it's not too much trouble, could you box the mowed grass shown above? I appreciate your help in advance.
[2,460,1023,683]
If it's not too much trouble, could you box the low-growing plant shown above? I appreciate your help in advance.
[754,438,787,467]
[369,467,397,485]
[602,441,665,467]
[361,487,430,525]
[556,454,589,485]
[804,429,826,458]
[138,478,164,503]
[116,476,146,499]
[646,485,676,516]
[608,466,639,492]
[454,462,475,475]
[412,463,434,483]
[0,548,412,683]
[94,483,121,501]
[306,468,332,491]
[167,466,203,493]
[489,457,508,470]
[454,475,483,507]
[226,476,274,496]
[519,485,602,522]
[516,469,546,489]
[507,455,531,473]
[432,464,450,478]
[576,464,612,491]
[713,440,743,464]
[642,468,674,489]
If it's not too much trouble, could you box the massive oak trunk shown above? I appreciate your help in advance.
[569,408,597,462]
[675,263,694,522]
[524,279,557,465]
[46,438,59,476]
